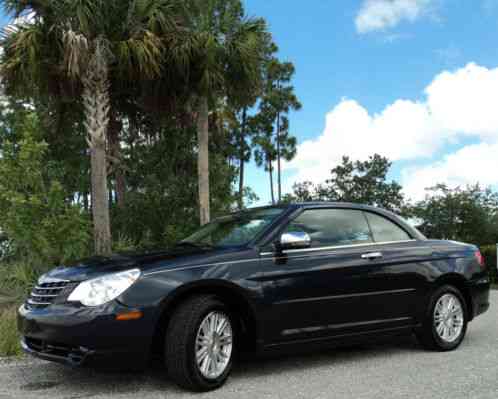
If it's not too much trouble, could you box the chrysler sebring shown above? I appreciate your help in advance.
[18,203,490,391]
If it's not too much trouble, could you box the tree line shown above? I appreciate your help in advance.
[0,0,301,260]
[284,154,498,247]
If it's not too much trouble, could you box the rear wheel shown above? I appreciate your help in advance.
[416,285,468,351]
[164,295,235,391]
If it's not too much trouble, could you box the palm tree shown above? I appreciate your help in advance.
[178,0,268,224]
[1,0,179,254]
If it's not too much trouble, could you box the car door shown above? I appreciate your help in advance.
[260,207,429,345]
[361,210,434,321]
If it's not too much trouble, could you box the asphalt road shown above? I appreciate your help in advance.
[1,292,497,399]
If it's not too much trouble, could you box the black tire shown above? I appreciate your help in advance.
[415,285,468,351]
[164,295,234,392]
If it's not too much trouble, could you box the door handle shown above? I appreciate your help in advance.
[361,252,383,260]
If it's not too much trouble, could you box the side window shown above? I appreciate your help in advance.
[285,209,373,248]
[364,212,411,243]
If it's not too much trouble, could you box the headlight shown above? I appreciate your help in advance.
[68,269,141,307]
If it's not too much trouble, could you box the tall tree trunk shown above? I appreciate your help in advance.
[269,158,275,205]
[83,42,112,255]
[238,107,247,210]
[108,111,126,207]
[276,112,281,203]
[197,96,210,225]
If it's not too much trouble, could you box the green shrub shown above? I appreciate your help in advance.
[0,261,46,357]
[112,234,137,253]
[0,261,47,307]
[480,245,497,284]
[0,307,22,357]
[0,120,91,265]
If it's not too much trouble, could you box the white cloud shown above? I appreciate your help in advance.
[284,63,498,200]
[355,0,434,33]
[425,63,498,139]
[285,98,444,185]
[402,142,498,200]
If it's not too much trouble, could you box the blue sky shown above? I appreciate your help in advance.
[243,0,498,204]
[3,1,498,205]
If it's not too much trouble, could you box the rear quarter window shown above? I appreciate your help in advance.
[364,212,411,243]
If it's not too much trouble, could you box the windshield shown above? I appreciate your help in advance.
[181,208,286,248]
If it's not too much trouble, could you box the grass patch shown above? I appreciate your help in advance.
[0,306,22,357]
[0,261,46,307]
[0,260,46,357]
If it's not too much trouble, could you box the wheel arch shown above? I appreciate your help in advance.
[151,280,261,359]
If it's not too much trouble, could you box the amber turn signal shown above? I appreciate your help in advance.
[115,310,143,321]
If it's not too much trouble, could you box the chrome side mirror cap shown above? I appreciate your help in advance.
[279,231,311,250]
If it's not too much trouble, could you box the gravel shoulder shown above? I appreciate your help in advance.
[0,292,497,399]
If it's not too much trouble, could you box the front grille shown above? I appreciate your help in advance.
[26,281,71,309]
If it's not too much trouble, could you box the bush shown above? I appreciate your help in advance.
[0,307,22,357]
[0,261,46,357]
[480,245,497,284]
[0,261,47,307]
[0,118,91,265]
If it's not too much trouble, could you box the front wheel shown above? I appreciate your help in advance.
[164,295,235,391]
[416,285,468,351]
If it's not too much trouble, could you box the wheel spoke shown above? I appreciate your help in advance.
[446,297,454,313]
[217,318,228,334]
[208,314,215,335]
[219,334,233,346]
[434,313,444,323]
[197,335,210,345]
[197,346,208,362]
[201,354,211,375]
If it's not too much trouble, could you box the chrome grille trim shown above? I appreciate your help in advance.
[26,280,71,309]
[34,285,66,291]
[30,293,58,298]
[27,298,52,306]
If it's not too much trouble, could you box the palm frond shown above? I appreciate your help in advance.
[0,22,48,93]
[62,28,89,78]
[115,30,164,79]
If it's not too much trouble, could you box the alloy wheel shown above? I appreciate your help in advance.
[433,293,464,343]
[195,311,233,380]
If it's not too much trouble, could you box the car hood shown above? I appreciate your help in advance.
[40,246,244,283]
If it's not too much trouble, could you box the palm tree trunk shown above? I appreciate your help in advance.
[83,44,112,255]
[197,96,210,225]
[269,158,275,205]
[276,112,281,203]
[89,127,111,255]
[238,107,247,210]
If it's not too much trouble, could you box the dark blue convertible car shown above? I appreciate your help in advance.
[18,202,490,391]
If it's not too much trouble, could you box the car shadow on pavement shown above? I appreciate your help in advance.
[234,334,421,377]
[12,334,424,397]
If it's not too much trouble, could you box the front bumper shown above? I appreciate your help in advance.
[17,301,156,369]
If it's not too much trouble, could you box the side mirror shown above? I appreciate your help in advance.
[278,231,312,251]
